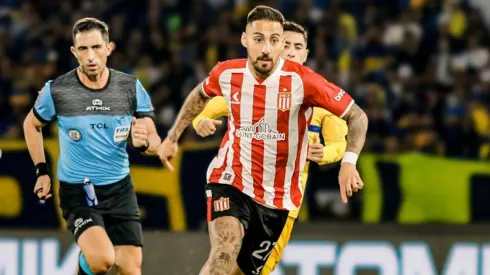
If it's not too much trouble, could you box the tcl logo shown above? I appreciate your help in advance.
[334,89,346,101]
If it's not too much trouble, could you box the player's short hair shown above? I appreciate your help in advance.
[72,17,109,43]
[246,5,285,26]
[284,21,308,44]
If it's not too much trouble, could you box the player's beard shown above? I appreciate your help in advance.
[252,54,275,77]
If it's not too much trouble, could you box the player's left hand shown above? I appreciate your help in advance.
[307,135,324,163]
[338,163,364,204]
[131,117,148,148]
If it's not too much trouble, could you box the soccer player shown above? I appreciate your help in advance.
[191,21,348,274]
[23,18,160,275]
[158,6,368,275]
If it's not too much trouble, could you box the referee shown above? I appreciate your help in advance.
[23,18,160,275]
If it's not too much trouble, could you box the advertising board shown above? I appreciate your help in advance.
[2,224,490,274]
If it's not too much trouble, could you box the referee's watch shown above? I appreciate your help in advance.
[35,163,49,178]
[136,139,150,153]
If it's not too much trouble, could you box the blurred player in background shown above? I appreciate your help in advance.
[158,5,368,275]
[192,20,348,274]
[23,18,160,275]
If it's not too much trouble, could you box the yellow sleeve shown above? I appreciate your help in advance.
[307,108,323,144]
[317,110,348,165]
[192,96,229,129]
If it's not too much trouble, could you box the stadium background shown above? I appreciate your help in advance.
[1,0,490,274]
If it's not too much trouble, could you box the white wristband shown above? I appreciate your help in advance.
[341,151,358,165]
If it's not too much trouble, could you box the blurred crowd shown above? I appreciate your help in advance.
[1,0,490,159]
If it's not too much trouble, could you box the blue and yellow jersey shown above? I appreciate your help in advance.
[192,96,348,219]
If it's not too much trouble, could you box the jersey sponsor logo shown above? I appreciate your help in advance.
[231,92,240,104]
[213,197,230,212]
[90,123,108,129]
[114,125,130,143]
[68,129,82,142]
[73,217,93,235]
[236,118,286,141]
[334,89,346,101]
[277,91,291,111]
[86,99,110,111]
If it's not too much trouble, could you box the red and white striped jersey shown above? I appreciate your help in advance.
[201,58,354,210]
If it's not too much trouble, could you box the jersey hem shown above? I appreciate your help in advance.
[200,82,212,97]
[134,111,154,119]
[339,100,355,119]
[32,108,51,124]
[58,173,130,186]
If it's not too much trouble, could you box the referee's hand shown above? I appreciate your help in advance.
[131,117,148,148]
[33,175,52,202]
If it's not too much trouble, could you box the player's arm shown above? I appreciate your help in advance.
[192,96,228,137]
[158,62,225,170]
[23,82,55,201]
[133,80,161,155]
[167,84,210,142]
[304,69,367,203]
[303,70,368,158]
[167,62,225,142]
[318,113,348,165]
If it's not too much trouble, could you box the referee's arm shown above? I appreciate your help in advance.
[134,79,161,156]
[24,84,55,166]
[24,109,49,167]
[24,83,56,201]
[136,117,161,156]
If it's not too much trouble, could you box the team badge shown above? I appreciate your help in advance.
[214,197,230,212]
[68,129,82,142]
[277,91,291,111]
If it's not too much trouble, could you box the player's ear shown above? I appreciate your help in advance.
[241,32,247,48]
[107,41,115,56]
[70,46,77,58]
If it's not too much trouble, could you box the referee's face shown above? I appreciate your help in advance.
[71,30,114,77]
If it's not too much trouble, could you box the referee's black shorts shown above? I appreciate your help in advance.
[59,174,143,247]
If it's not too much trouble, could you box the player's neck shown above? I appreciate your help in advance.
[77,67,109,90]
[247,59,280,80]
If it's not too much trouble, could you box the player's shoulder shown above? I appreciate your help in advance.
[281,59,316,78]
[211,59,247,74]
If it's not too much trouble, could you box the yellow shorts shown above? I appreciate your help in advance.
[261,216,296,274]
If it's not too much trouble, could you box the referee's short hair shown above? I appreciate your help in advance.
[72,18,109,43]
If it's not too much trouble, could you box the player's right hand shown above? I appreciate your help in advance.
[158,138,179,172]
[33,175,52,201]
[196,119,222,137]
